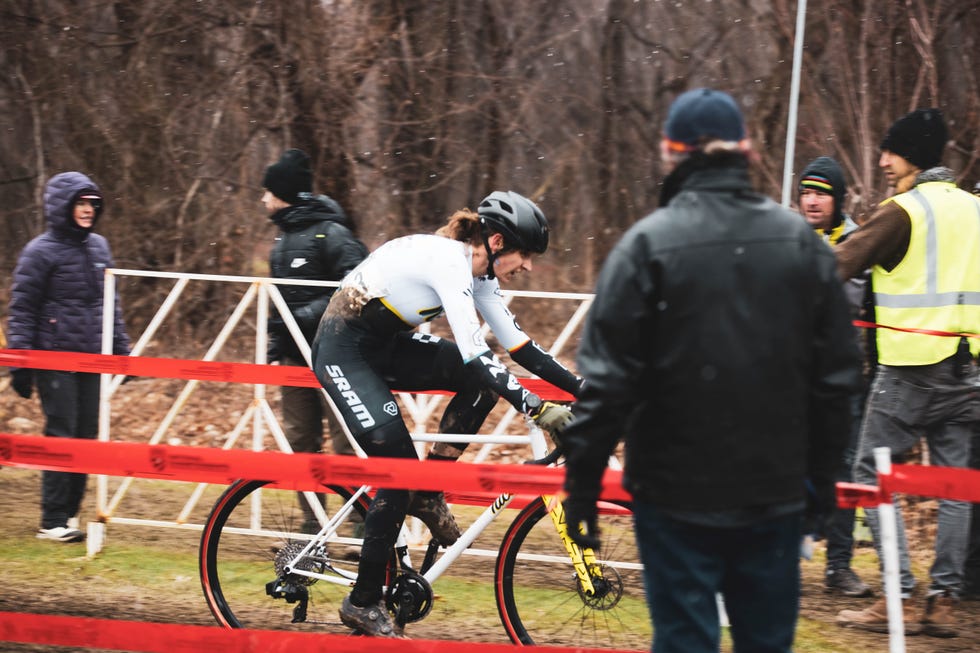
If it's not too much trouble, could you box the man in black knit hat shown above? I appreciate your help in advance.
[797,157,874,599]
[262,148,368,532]
[798,156,857,244]
[835,109,980,637]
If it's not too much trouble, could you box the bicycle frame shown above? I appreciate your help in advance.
[276,485,603,601]
[200,445,645,647]
[277,421,599,592]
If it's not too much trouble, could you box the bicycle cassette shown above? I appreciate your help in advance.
[385,570,433,625]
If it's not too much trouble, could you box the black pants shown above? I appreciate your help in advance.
[312,314,496,604]
[36,370,100,529]
[825,392,865,571]
[965,425,980,593]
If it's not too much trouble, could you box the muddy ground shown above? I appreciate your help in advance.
[1,377,978,652]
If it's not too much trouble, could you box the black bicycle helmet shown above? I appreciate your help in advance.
[477,191,550,254]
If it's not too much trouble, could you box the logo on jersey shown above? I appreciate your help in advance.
[290,257,308,269]
[324,365,376,428]
[412,332,442,345]
[382,401,399,416]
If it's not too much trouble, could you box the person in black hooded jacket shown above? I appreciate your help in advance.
[262,149,367,524]
[7,171,131,543]
[561,89,861,653]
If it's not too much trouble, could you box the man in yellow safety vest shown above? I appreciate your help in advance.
[834,108,980,638]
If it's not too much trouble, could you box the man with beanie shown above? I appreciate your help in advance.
[799,156,858,244]
[835,109,980,637]
[561,88,860,653]
[797,157,874,599]
[262,148,368,532]
[7,171,131,543]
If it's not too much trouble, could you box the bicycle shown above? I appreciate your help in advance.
[198,428,647,648]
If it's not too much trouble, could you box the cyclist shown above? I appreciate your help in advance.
[311,190,580,637]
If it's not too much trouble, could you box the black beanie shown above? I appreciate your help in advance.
[799,156,846,225]
[263,149,313,204]
[879,108,947,170]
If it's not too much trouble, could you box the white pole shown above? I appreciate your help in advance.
[781,0,807,207]
[874,446,906,653]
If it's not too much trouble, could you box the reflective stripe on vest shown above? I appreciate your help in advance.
[872,182,980,365]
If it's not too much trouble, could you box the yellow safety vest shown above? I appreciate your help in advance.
[872,182,980,365]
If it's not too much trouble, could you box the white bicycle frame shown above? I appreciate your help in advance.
[258,422,553,590]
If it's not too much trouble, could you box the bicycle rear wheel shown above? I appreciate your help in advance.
[199,479,372,629]
[495,497,649,649]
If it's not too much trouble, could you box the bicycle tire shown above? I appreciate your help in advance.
[495,496,650,649]
[200,479,378,629]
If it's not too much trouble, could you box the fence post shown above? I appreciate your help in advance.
[874,446,905,653]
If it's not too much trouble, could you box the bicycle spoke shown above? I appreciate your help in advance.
[200,481,367,630]
[496,498,650,649]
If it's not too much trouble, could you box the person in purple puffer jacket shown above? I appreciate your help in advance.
[6,171,131,543]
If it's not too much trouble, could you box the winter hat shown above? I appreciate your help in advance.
[664,88,745,151]
[798,156,846,223]
[263,148,313,204]
[879,108,947,170]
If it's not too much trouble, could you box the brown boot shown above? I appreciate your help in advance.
[920,591,958,638]
[406,491,461,546]
[836,597,922,635]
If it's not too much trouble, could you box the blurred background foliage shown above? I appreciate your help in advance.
[1,0,977,339]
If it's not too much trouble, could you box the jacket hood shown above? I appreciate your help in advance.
[271,194,350,229]
[43,171,103,238]
[799,156,846,227]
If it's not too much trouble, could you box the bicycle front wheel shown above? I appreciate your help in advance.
[199,479,371,630]
[495,497,649,649]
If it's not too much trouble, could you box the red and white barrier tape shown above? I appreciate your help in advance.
[852,319,979,339]
[0,349,575,400]
[0,612,625,653]
[837,464,980,508]
[0,432,630,502]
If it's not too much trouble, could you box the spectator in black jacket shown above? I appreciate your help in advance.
[262,149,368,531]
[798,156,873,599]
[7,171,131,543]
[561,89,861,653]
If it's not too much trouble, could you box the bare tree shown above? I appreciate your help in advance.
[1,0,977,330]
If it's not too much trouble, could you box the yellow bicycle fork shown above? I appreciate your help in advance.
[542,494,603,596]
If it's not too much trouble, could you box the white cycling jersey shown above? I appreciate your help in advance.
[341,234,530,363]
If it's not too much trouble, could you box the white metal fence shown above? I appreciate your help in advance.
[94,269,596,542]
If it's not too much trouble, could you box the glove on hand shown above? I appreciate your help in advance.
[563,496,601,550]
[10,368,33,399]
[531,402,575,442]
